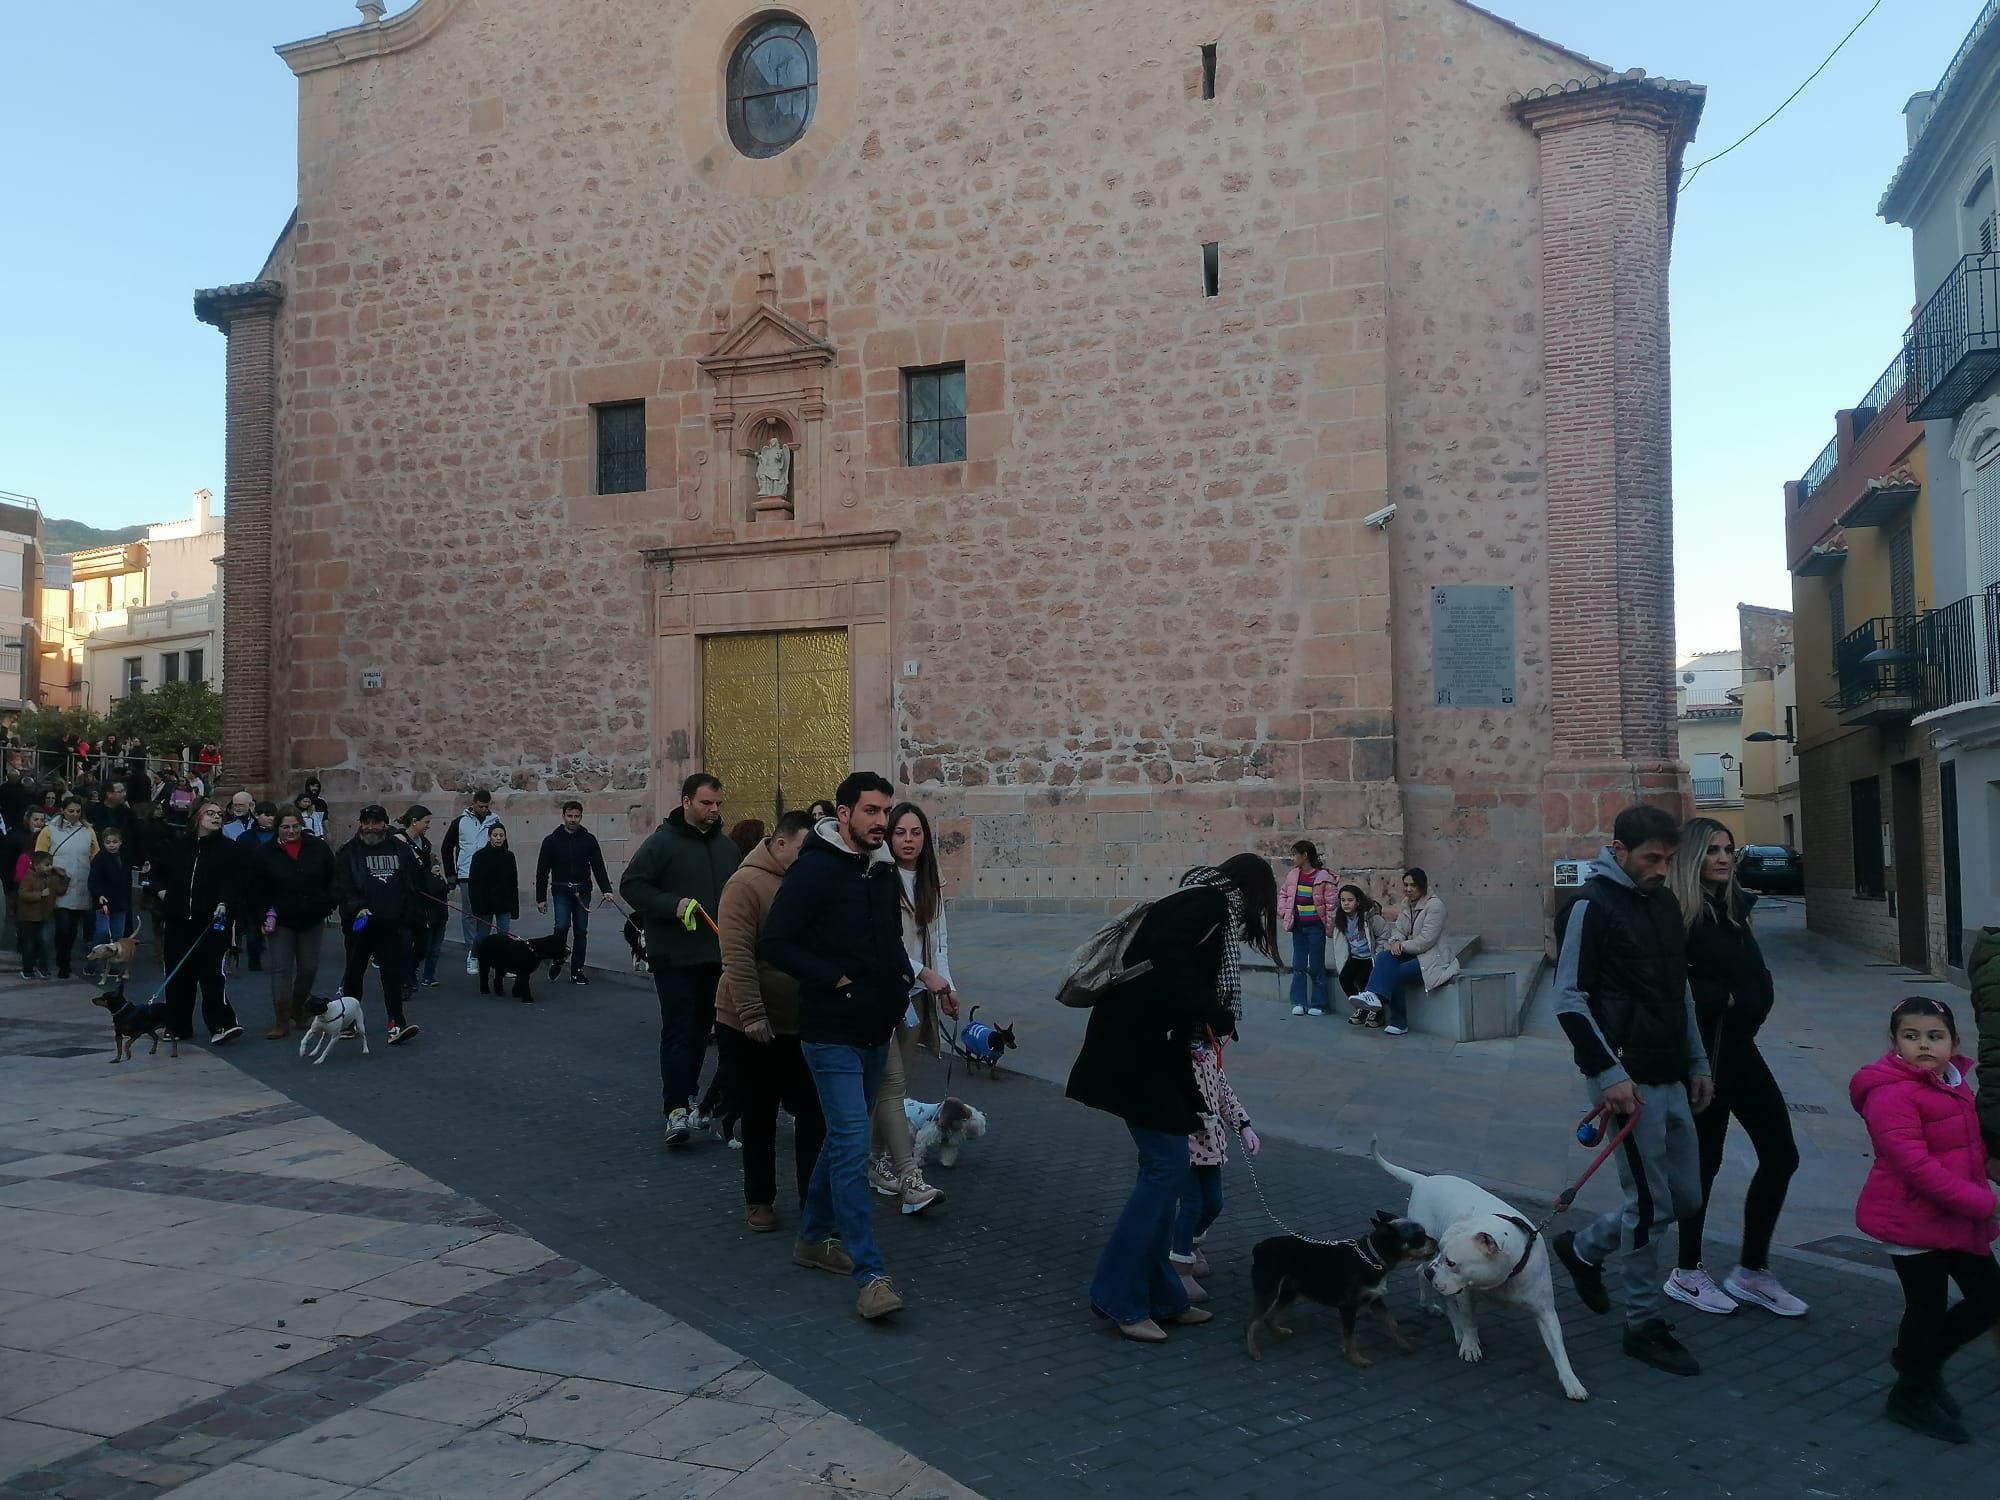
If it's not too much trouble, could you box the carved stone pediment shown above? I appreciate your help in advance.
[697,303,836,379]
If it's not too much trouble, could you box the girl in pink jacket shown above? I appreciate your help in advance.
[1850,996,2000,1444]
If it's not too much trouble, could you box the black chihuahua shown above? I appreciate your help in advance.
[1245,1211,1439,1365]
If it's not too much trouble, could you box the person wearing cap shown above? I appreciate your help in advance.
[441,788,499,974]
[333,804,429,1044]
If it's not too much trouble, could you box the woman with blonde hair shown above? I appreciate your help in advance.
[1661,816,1808,1320]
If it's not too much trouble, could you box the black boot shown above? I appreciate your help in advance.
[1622,1318,1700,1376]
[1884,1367,1970,1444]
[1891,1348,1962,1419]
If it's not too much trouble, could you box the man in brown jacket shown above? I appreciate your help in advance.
[714,811,824,1233]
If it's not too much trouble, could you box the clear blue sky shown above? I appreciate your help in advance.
[0,0,1979,649]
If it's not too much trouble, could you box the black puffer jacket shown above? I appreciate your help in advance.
[1066,886,1239,1136]
[152,830,241,929]
[762,821,913,1047]
[1685,888,1774,1046]
[243,836,339,931]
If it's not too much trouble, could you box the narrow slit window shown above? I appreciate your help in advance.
[1200,44,1218,100]
[1201,241,1220,298]
[594,401,647,495]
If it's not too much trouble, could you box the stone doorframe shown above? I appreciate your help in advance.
[641,529,900,809]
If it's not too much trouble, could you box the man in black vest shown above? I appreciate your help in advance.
[1550,803,1714,1377]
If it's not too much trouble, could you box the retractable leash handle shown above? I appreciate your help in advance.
[1555,1097,1643,1214]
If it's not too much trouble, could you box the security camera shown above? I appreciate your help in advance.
[1363,503,1397,531]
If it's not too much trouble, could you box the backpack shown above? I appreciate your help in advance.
[1057,902,1157,1007]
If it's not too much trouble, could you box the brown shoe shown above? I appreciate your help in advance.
[265,1000,293,1041]
[856,1277,905,1320]
[792,1237,854,1275]
[745,1204,778,1233]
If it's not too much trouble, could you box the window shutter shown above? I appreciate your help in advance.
[1976,458,2000,592]
[1890,522,1916,619]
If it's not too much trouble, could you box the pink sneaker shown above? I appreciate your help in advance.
[1663,1266,1737,1316]
[1724,1267,1808,1317]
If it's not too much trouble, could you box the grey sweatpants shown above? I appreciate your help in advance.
[1573,1080,1703,1328]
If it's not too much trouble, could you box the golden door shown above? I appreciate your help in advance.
[700,629,851,825]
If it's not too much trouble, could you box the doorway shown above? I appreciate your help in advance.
[1891,759,1927,970]
[700,628,851,826]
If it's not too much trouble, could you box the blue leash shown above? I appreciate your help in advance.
[142,913,228,1006]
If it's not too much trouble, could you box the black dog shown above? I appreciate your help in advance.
[622,916,648,972]
[90,986,178,1063]
[475,932,569,1003]
[954,1007,1018,1078]
[1245,1212,1439,1365]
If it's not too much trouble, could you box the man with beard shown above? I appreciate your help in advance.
[333,804,427,1044]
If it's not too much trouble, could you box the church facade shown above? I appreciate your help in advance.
[197,0,1702,947]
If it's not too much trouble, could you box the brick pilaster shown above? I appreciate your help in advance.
[1514,78,1704,861]
[194,282,284,789]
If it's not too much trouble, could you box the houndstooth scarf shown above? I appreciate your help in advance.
[1180,868,1245,1018]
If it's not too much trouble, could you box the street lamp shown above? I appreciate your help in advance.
[1745,730,1796,743]
[1718,753,1736,772]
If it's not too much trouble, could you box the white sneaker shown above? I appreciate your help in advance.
[898,1168,942,1215]
[1290,1004,1306,1016]
[1724,1267,1808,1317]
[664,1108,691,1148]
[1663,1266,1738,1316]
[465,954,479,975]
[1382,1024,1408,1036]
[868,1152,900,1197]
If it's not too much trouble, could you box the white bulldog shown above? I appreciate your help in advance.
[1373,1139,1588,1401]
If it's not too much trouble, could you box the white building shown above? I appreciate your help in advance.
[61,491,223,711]
[0,492,43,712]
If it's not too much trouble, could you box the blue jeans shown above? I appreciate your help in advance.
[1365,953,1424,1028]
[460,904,482,958]
[1171,1162,1223,1262]
[799,1041,891,1284]
[551,889,591,970]
[1289,924,1329,1011]
[1090,1125,1193,1325]
[407,919,445,987]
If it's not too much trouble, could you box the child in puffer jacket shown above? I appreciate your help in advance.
[1851,995,2000,1445]
[1169,1035,1259,1304]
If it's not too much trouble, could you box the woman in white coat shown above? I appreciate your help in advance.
[1351,867,1460,1036]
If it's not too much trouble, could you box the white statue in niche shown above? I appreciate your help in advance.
[754,436,792,498]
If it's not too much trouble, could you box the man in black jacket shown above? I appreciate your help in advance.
[621,774,743,1146]
[536,801,612,987]
[763,771,912,1321]
[334,805,426,1044]
[153,801,244,1045]
[1550,803,1713,1377]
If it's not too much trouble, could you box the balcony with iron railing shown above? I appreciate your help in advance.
[1905,252,2000,419]
[1827,614,1928,725]
[1794,350,1910,509]
[1920,583,2000,716]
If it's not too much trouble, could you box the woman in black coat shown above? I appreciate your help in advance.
[151,801,245,1045]
[244,808,340,1039]
[1067,852,1278,1342]
[1663,818,1807,1320]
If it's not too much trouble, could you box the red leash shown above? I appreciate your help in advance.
[1548,1098,1644,1221]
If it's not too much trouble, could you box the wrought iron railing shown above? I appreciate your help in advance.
[1921,583,2000,713]
[1905,252,2000,419]
[1795,350,1911,506]
[1829,614,1929,710]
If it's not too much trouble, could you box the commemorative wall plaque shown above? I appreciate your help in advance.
[1431,585,1516,707]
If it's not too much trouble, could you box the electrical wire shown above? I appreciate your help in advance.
[1679,0,1887,192]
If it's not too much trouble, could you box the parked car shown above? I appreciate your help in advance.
[1737,844,1803,894]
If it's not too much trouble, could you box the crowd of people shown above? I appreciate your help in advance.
[7,761,1999,1442]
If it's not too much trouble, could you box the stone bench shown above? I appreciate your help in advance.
[1250,935,1540,1043]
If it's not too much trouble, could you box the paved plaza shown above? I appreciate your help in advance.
[0,898,1988,1498]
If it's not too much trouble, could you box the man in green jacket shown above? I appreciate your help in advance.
[621,773,744,1147]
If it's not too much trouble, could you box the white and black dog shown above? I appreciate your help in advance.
[299,995,368,1065]
[904,1097,987,1170]
[622,915,648,972]
[1373,1138,1590,1401]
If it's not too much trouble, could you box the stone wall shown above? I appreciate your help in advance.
[213,0,1698,925]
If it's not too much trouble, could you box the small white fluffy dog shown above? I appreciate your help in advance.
[298,995,368,1065]
[904,1097,986,1170]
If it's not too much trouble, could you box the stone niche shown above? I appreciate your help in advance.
[694,279,837,529]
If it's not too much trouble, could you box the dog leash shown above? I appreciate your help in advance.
[1538,1097,1645,1230]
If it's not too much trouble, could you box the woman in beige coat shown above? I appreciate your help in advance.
[1350,867,1460,1035]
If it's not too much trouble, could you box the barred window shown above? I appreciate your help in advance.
[727,18,818,159]
[595,402,646,495]
[902,366,966,467]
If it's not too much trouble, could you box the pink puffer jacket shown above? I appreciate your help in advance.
[1851,1053,1998,1254]
[1279,867,1338,933]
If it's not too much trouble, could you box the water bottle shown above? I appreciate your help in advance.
[210,906,228,934]
[262,908,277,936]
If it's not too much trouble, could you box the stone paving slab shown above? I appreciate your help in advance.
[167,907,2000,1499]
[0,980,979,1500]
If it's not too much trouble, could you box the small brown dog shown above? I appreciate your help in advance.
[90,986,178,1063]
[87,936,137,987]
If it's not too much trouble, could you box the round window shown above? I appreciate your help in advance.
[726,18,818,159]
